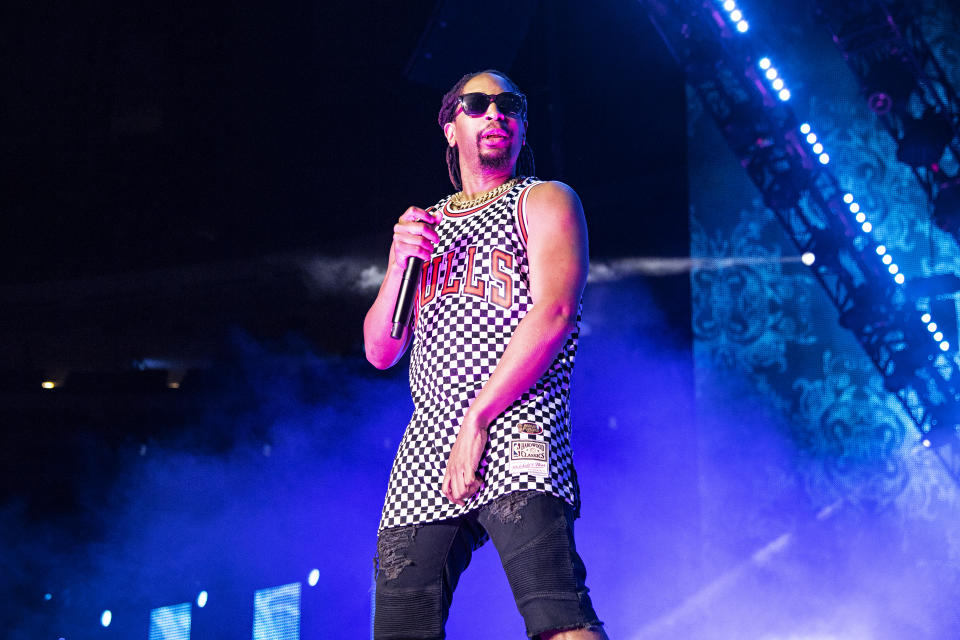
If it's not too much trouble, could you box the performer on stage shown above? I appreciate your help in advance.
[363,69,608,640]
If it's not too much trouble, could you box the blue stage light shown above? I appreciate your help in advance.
[800,123,811,134]
[895,273,906,284]
[876,244,886,255]
[928,322,938,332]
[308,569,320,587]
[801,252,816,266]
[849,202,860,213]
[935,331,944,341]
[812,142,824,154]
[843,193,854,203]
[882,254,893,264]
[772,78,784,91]
[766,68,778,80]
[888,263,898,274]
[807,133,818,144]
[856,212,867,223]
[922,313,932,323]
[737,20,749,32]
[862,221,873,232]
[101,610,112,627]
[723,0,736,11]
[778,88,791,101]
[818,153,830,164]
[197,591,208,608]
[759,57,771,70]
[941,341,950,351]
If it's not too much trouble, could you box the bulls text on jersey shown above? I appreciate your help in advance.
[417,245,516,309]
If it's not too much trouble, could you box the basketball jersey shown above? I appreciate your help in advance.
[378,177,581,531]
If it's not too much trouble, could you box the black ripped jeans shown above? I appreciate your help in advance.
[373,491,603,639]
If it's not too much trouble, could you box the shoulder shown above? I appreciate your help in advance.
[523,180,585,229]
[525,180,581,211]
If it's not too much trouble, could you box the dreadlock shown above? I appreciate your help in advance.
[438,69,536,191]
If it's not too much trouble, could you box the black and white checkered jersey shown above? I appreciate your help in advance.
[378,176,582,532]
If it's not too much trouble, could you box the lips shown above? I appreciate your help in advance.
[482,128,510,140]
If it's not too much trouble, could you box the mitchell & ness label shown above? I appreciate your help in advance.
[509,439,549,477]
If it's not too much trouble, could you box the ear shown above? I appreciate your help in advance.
[443,122,456,148]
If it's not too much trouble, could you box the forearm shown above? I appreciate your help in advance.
[363,258,411,369]
[465,300,578,428]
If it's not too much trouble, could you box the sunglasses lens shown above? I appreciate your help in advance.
[461,93,489,116]
[495,93,524,116]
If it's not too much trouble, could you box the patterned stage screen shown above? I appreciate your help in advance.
[149,603,191,640]
[687,0,960,609]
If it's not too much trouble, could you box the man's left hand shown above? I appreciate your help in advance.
[441,414,489,505]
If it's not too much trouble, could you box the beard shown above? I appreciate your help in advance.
[476,131,514,172]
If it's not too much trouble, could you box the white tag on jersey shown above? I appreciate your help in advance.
[509,439,549,477]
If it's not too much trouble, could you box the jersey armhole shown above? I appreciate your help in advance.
[514,181,538,249]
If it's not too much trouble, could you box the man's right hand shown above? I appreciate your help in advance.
[391,206,442,270]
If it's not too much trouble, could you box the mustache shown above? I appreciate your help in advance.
[477,126,512,141]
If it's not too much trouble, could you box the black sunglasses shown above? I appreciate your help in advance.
[457,92,527,118]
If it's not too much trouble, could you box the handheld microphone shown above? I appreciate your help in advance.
[390,206,437,339]
[390,256,422,339]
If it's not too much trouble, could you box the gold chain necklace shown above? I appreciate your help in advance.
[448,177,521,211]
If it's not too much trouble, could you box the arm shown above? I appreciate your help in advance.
[442,181,588,504]
[363,206,442,369]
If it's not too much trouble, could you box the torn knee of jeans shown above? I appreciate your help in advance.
[376,526,417,581]
[489,490,536,524]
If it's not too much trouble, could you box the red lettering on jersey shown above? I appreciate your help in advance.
[490,249,514,309]
[462,246,486,299]
[440,250,461,296]
[419,255,443,307]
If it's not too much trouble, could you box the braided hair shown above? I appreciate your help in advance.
[437,69,535,191]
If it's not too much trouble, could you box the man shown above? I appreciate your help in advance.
[364,69,608,640]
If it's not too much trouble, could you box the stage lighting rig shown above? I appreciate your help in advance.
[814,0,960,244]
[641,0,960,486]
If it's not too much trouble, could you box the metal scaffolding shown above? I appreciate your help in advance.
[640,0,960,485]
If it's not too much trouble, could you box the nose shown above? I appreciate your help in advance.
[485,101,505,120]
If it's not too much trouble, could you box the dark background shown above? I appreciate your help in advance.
[1,2,692,637]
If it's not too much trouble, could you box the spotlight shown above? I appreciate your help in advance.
[934,331,944,341]
[101,610,113,627]
[197,591,208,608]
[882,254,893,264]
[778,88,791,101]
[807,133,818,144]
[800,123,811,134]
[922,313,932,323]
[928,322,938,332]
[723,0,736,10]
[888,263,898,273]
[772,78,784,91]
[737,20,749,32]
[41,381,55,390]
[759,57,771,70]
[857,212,867,223]
[862,222,873,232]
[812,142,824,154]
[863,55,916,115]
[876,244,886,254]
[819,153,830,164]
[730,9,743,21]
[849,202,860,213]
[308,569,320,587]
[895,273,906,284]
[941,341,951,351]
[843,193,854,203]
[766,68,778,80]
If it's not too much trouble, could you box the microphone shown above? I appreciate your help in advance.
[390,256,422,339]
